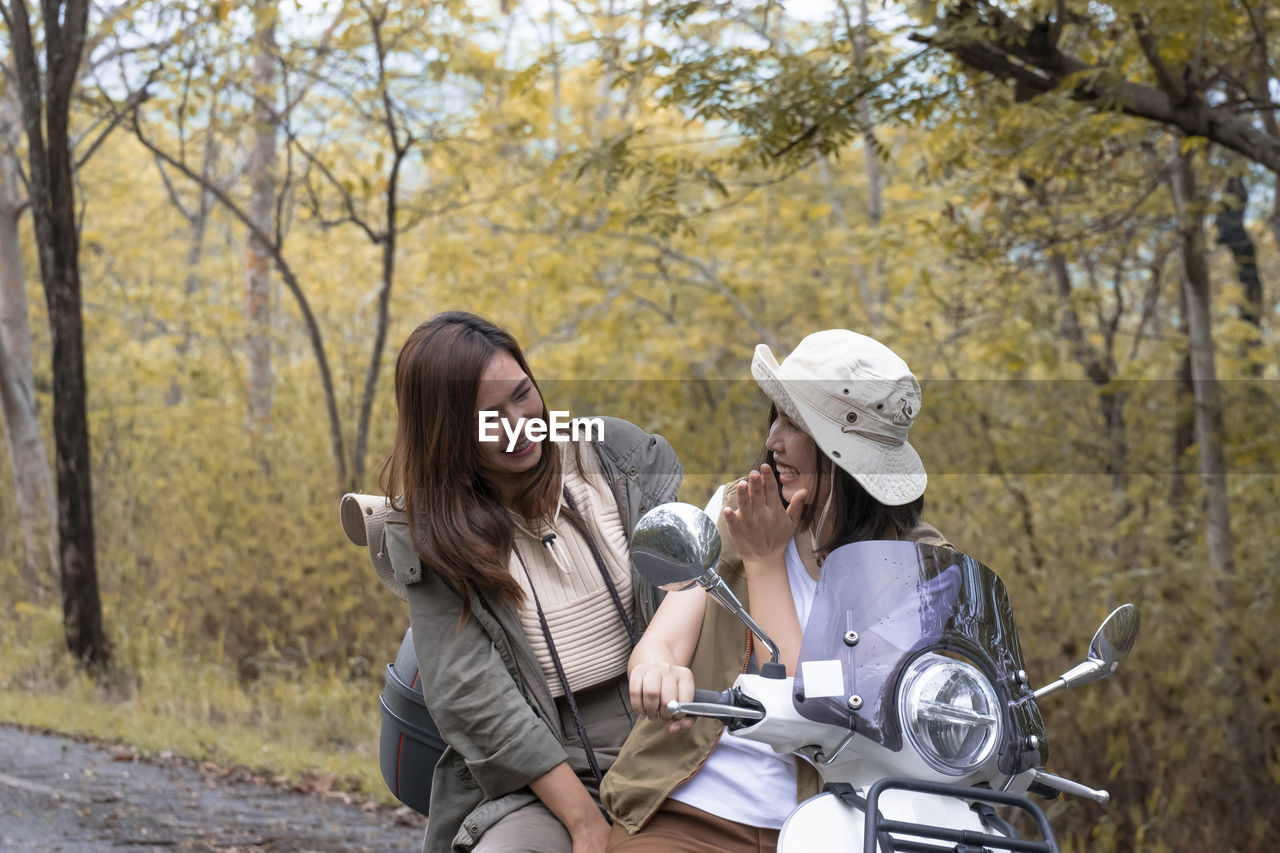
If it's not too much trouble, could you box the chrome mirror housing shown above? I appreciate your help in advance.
[630,502,722,592]
[1033,604,1140,700]
[630,502,782,666]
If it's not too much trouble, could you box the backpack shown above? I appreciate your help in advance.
[378,626,443,815]
[340,493,440,816]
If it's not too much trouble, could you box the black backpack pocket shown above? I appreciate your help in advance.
[379,627,446,815]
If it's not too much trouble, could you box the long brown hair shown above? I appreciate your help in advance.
[380,312,562,614]
[758,404,923,556]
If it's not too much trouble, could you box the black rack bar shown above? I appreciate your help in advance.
[863,777,1059,853]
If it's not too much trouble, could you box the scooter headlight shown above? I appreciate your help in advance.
[898,654,1001,776]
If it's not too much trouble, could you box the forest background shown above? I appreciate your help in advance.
[0,0,1277,849]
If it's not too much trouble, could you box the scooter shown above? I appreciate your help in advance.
[630,502,1140,853]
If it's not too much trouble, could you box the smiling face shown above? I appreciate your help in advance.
[474,350,546,488]
[765,412,829,508]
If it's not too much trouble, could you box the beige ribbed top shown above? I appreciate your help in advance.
[509,443,633,697]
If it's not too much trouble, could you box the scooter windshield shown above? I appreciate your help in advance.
[792,541,1046,776]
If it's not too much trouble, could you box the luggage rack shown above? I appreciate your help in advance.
[862,777,1059,853]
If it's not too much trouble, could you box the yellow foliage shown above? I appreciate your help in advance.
[0,2,1277,847]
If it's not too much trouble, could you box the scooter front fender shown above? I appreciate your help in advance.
[777,788,1003,853]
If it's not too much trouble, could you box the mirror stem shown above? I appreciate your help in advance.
[1032,659,1104,700]
[703,578,781,664]
[1030,679,1066,701]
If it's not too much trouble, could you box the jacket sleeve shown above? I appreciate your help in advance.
[404,568,568,801]
[588,416,684,623]
[590,416,683,518]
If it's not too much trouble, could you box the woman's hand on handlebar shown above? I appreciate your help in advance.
[629,661,696,733]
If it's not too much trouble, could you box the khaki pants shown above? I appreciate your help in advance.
[606,799,779,853]
[558,677,636,800]
[473,802,573,853]
[475,678,635,852]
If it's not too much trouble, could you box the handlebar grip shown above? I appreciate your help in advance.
[692,688,735,705]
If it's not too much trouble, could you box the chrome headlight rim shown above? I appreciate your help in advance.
[897,651,1003,777]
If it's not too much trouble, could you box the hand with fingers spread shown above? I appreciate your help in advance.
[722,464,810,564]
[629,661,696,733]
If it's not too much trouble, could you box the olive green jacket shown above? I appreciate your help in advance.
[385,418,683,853]
[601,483,949,834]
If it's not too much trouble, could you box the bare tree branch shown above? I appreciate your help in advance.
[1131,14,1188,105]
[916,7,1280,174]
[73,79,151,170]
[118,97,351,488]
[601,229,780,348]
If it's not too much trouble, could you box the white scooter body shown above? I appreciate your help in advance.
[727,673,1008,852]
[779,789,990,853]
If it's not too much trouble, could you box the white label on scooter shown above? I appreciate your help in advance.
[800,659,845,698]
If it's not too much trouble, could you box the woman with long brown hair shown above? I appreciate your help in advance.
[379,312,683,853]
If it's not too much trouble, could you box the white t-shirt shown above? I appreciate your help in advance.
[666,488,819,828]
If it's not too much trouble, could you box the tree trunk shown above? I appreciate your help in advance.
[1212,175,1266,398]
[166,86,221,408]
[855,0,882,232]
[817,155,874,324]
[1269,175,1280,259]
[0,91,57,596]
[1169,140,1267,831]
[245,0,278,434]
[547,0,564,157]
[1050,252,1129,503]
[1245,0,1280,253]
[1170,147,1236,587]
[349,4,408,492]
[1213,175,1263,331]
[836,0,886,329]
[1169,285,1195,550]
[3,0,108,671]
[352,165,396,491]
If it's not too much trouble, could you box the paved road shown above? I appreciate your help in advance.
[0,724,426,851]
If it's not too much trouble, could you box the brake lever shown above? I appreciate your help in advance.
[665,699,764,721]
[1031,769,1109,804]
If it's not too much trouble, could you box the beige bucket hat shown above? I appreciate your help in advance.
[752,329,927,506]
[340,492,410,601]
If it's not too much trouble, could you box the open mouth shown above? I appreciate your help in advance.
[774,462,800,482]
[506,437,536,457]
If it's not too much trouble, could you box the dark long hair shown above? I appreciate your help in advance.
[759,404,923,556]
[379,312,562,614]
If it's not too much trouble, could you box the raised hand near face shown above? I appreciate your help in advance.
[722,464,809,563]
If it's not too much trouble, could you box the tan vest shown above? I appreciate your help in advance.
[601,485,950,834]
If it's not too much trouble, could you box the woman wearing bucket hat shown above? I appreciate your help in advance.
[376,312,682,853]
[601,330,949,853]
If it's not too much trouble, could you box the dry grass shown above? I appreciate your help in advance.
[0,601,394,805]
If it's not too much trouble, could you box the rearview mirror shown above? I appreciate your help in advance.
[630,502,781,667]
[630,501,722,592]
[1033,604,1140,700]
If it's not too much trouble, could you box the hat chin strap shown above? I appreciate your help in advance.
[809,480,835,561]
